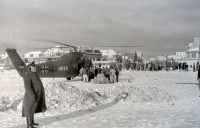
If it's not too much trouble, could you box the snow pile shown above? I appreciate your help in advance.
[0,81,179,112]
[43,81,108,110]
[0,81,109,112]
[100,84,179,104]
[0,90,23,111]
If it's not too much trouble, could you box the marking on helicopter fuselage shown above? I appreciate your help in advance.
[58,66,68,71]
[47,66,69,72]
[41,65,49,74]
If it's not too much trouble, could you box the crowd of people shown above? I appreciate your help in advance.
[79,65,119,83]
[122,60,200,72]
[79,60,198,84]
[124,60,179,71]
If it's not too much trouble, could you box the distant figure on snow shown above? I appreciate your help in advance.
[196,61,199,71]
[193,63,196,72]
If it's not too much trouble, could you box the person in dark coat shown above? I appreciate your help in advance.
[115,67,119,82]
[178,62,182,71]
[172,60,175,71]
[185,63,188,71]
[155,61,158,71]
[94,66,98,77]
[118,63,122,71]
[23,62,47,128]
[197,65,200,97]
[182,63,185,70]
[97,67,102,74]
[104,66,110,80]
[88,67,94,82]
[193,63,196,72]
[196,61,199,71]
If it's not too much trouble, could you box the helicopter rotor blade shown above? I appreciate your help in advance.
[91,46,144,47]
[29,46,70,50]
[30,39,74,47]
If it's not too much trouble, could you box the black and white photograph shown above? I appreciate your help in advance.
[0,0,200,127]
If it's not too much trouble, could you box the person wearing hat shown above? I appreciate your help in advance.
[22,61,47,128]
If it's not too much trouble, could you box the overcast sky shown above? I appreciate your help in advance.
[0,0,200,58]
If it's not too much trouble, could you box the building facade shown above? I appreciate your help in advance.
[92,49,121,68]
[186,37,200,59]
[176,52,186,59]
[181,37,200,66]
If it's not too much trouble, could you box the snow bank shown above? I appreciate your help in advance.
[43,81,108,110]
[0,81,179,112]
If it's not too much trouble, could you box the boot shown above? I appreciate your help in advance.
[26,117,37,128]
[31,115,39,126]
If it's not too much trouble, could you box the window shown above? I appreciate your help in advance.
[188,53,192,58]
[196,53,199,58]
[192,52,196,58]
[30,54,33,57]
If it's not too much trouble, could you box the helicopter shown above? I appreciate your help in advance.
[6,39,144,80]
[6,41,94,80]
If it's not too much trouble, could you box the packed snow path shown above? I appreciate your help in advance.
[14,97,120,128]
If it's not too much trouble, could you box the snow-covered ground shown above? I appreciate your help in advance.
[0,69,199,128]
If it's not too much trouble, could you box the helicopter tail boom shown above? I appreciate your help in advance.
[6,48,27,77]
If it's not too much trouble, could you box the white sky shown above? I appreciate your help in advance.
[0,0,199,58]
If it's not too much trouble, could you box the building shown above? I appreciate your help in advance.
[92,49,121,68]
[183,37,200,66]
[100,49,121,61]
[186,37,200,59]
[0,53,15,70]
[84,49,102,61]
[124,52,143,63]
[167,55,182,61]
[24,46,73,64]
[176,52,186,59]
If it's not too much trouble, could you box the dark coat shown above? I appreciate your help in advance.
[198,65,200,79]
[22,70,47,117]
[104,68,110,75]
